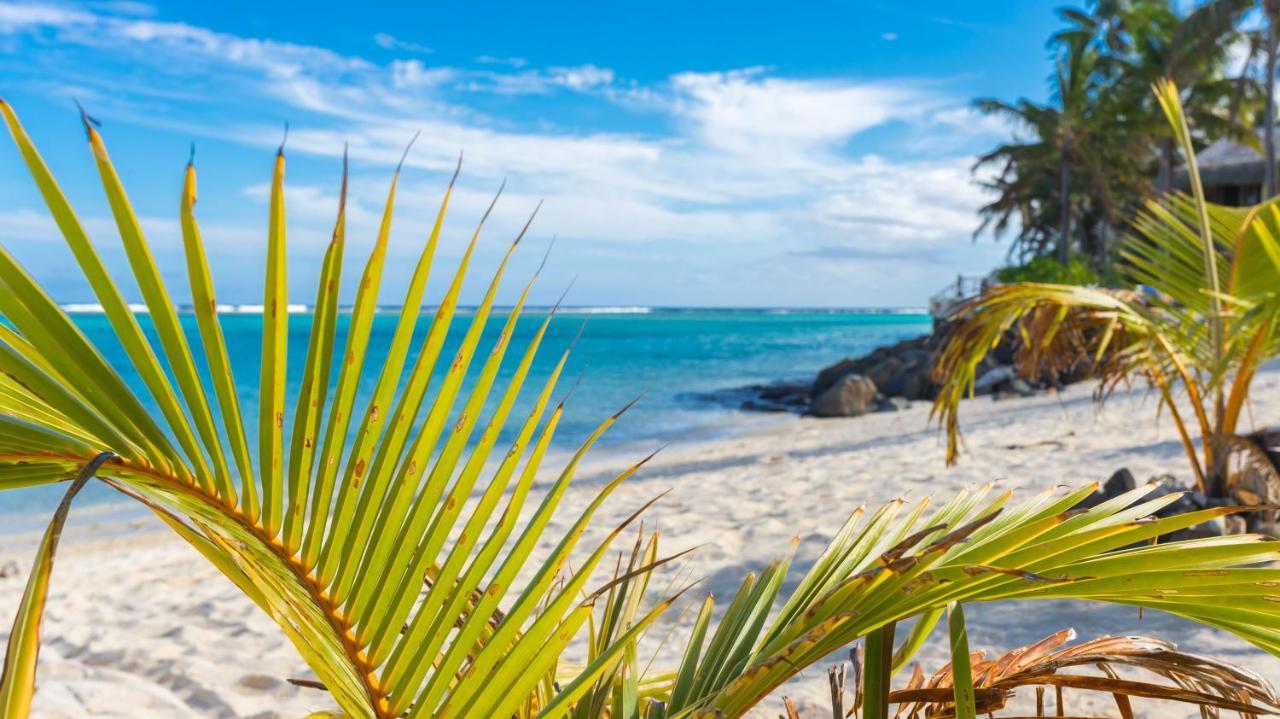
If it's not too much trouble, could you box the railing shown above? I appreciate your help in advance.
[928,274,989,322]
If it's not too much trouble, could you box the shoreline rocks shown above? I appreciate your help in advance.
[1076,468,1250,540]
[728,326,1056,418]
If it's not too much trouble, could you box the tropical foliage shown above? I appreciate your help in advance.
[993,252,1111,286]
[975,0,1261,267]
[5,97,1280,719]
[936,79,1280,501]
[791,627,1280,717]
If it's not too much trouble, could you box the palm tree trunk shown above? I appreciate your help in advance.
[1159,137,1175,194]
[1058,148,1071,265]
[1267,1,1279,197]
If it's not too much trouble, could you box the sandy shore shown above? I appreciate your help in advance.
[5,368,1280,718]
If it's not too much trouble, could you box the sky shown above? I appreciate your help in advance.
[0,1,1067,308]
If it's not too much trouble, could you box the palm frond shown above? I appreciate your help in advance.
[0,99,666,719]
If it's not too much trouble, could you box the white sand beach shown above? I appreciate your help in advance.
[5,369,1280,719]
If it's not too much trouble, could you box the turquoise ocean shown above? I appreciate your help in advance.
[0,308,930,523]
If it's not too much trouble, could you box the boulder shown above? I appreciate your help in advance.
[813,358,860,397]
[973,366,1015,394]
[1168,516,1225,541]
[866,357,903,392]
[1103,468,1136,498]
[876,396,910,412]
[1007,378,1034,397]
[809,374,878,418]
[884,363,930,399]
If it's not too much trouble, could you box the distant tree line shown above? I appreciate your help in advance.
[975,0,1280,269]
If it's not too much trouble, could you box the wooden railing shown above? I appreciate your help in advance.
[928,274,989,322]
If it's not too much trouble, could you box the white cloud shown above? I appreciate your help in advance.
[0,2,91,32]
[548,64,614,91]
[669,68,930,157]
[459,64,615,95]
[373,32,433,55]
[389,59,454,89]
[0,207,60,242]
[0,1,1004,305]
[476,54,528,68]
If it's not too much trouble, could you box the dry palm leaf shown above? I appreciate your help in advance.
[888,629,1279,719]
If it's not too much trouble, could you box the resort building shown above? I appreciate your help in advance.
[1185,126,1280,207]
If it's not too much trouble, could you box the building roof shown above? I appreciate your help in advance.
[1190,127,1277,186]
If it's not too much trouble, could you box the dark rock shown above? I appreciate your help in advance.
[813,358,860,397]
[884,362,934,400]
[1007,378,1034,397]
[973,366,1015,394]
[866,357,903,392]
[1167,516,1224,542]
[876,396,910,412]
[809,374,878,417]
[1103,468,1136,498]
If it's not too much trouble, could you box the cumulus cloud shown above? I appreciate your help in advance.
[0,1,1007,305]
[668,68,933,159]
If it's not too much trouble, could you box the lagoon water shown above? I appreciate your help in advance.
[1,308,929,520]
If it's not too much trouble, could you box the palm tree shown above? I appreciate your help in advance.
[975,0,1259,268]
[974,32,1149,267]
[935,80,1280,502]
[1265,0,1279,195]
[5,95,1280,718]
[1105,0,1258,192]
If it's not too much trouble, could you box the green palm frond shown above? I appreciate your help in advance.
[0,98,673,719]
[646,483,1280,716]
[935,80,1280,496]
[6,94,1280,719]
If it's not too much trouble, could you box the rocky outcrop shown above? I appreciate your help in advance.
[809,374,878,417]
[728,322,1086,418]
[1075,468,1246,540]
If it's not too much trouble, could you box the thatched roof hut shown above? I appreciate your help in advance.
[1179,129,1275,206]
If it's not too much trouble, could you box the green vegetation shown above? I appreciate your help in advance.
[975,0,1263,267]
[994,254,1108,286]
[937,80,1280,501]
[5,96,1280,718]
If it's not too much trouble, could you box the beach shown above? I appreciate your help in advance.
[4,366,1279,718]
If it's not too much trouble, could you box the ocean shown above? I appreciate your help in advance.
[0,308,930,522]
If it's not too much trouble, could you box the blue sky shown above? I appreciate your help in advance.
[0,1,1065,308]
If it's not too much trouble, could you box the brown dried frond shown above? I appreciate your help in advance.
[889,630,1279,719]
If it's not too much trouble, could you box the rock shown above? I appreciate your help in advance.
[1225,514,1249,535]
[1103,468,1136,498]
[1007,378,1034,397]
[973,366,1016,393]
[812,358,861,397]
[1168,516,1225,542]
[884,363,933,400]
[866,357,903,391]
[876,396,910,412]
[0,561,18,579]
[809,374,878,418]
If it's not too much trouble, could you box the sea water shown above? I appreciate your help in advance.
[0,307,929,520]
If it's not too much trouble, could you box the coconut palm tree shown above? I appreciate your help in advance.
[936,79,1280,502]
[974,32,1149,267]
[6,93,1280,718]
[1265,0,1280,195]
[975,0,1260,268]
[1102,0,1258,191]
